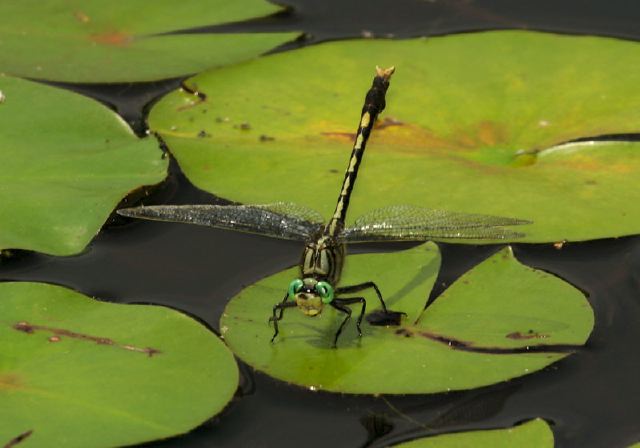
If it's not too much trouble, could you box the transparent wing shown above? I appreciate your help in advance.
[118,202,324,241]
[341,205,531,242]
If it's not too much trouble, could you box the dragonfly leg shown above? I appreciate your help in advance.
[269,294,296,343]
[274,292,290,321]
[336,282,388,312]
[331,297,366,347]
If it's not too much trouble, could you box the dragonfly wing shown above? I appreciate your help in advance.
[341,205,531,242]
[118,202,323,241]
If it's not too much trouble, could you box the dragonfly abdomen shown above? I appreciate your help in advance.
[300,235,345,285]
[325,67,395,238]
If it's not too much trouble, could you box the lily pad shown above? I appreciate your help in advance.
[150,31,640,243]
[220,244,593,394]
[0,0,297,82]
[0,74,167,255]
[394,419,553,448]
[0,282,238,448]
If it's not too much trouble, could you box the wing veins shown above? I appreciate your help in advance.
[342,205,530,242]
[117,202,323,241]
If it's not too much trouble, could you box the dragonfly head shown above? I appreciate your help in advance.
[288,278,334,317]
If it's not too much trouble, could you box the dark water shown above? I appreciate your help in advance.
[2,1,640,446]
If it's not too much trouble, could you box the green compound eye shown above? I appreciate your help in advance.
[288,279,304,298]
[316,281,334,304]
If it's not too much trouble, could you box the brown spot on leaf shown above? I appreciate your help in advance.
[506,330,550,340]
[259,134,275,142]
[13,322,161,357]
[321,131,356,141]
[0,373,23,391]
[14,322,33,333]
[74,10,90,23]
[322,117,509,155]
[444,120,510,150]
[403,328,578,354]
[375,116,404,130]
[90,31,133,47]
[320,117,402,142]
[318,118,514,175]
[476,120,507,146]
[545,153,631,173]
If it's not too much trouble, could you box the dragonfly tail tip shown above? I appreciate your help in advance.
[375,66,395,80]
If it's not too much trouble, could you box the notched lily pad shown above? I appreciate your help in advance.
[150,31,640,243]
[0,74,167,255]
[220,244,593,394]
[394,419,553,447]
[0,0,298,82]
[0,282,238,448]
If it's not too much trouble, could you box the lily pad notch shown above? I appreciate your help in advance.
[221,244,593,394]
[0,74,168,255]
[149,31,640,243]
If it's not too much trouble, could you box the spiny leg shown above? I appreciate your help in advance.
[335,297,367,337]
[269,294,296,343]
[272,292,290,321]
[331,297,366,347]
[337,282,406,326]
[336,281,388,312]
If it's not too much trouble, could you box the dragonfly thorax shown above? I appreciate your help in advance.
[300,235,345,285]
[288,277,334,317]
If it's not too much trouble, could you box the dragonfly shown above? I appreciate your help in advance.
[118,66,531,347]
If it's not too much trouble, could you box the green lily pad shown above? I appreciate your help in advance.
[394,419,553,448]
[150,31,640,243]
[0,0,297,82]
[0,74,167,255]
[220,244,593,394]
[0,282,238,448]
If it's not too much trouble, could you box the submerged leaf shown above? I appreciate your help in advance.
[220,244,593,394]
[0,75,167,255]
[0,282,238,447]
[0,0,297,82]
[150,31,640,243]
[394,419,553,447]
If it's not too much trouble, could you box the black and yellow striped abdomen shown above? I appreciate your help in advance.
[325,66,394,239]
